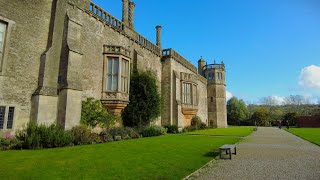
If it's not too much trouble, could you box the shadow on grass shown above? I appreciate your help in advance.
[203,150,220,158]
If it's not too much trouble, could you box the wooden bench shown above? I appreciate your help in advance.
[219,144,237,159]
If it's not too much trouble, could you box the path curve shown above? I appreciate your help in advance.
[192,127,320,180]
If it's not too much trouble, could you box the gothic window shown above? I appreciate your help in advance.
[182,82,197,105]
[104,55,130,93]
[0,21,7,70]
[0,106,15,130]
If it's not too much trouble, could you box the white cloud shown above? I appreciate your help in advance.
[226,91,233,101]
[299,65,320,90]
[271,96,286,105]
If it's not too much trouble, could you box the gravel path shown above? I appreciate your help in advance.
[191,127,320,180]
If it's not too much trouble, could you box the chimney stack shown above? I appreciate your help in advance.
[128,1,135,29]
[122,0,129,26]
[156,25,162,47]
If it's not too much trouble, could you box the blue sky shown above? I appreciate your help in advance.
[92,0,320,104]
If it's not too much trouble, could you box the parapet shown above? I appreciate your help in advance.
[162,48,197,74]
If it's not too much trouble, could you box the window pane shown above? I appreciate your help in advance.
[0,106,5,129]
[107,75,112,91]
[112,75,118,91]
[7,107,14,129]
[0,32,3,44]
[0,22,6,54]
[113,58,119,74]
[108,58,113,74]
[193,85,197,105]
[121,76,124,92]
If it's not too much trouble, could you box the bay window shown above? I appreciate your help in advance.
[101,45,131,116]
[182,82,197,105]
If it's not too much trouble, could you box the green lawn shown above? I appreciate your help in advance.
[0,127,252,179]
[287,128,320,146]
[184,127,254,137]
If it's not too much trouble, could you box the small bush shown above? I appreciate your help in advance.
[164,125,179,134]
[198,122,207,130]
[81,98,118,128]
[0,137,22,150]
[108,127,140,140]
[99,131,114,142]
[140,125,167,137]
[70,125,92,145]
[182,126,197,132]
[182,116,207,132]
[124,127,140,139]
[191,116,202,127]
[16,122,73,149]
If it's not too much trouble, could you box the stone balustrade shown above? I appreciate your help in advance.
[87,2,161,57]
[88,2,123,31]
[204,64,225,70]
[162,49,197,74]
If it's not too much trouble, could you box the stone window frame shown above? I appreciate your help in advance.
[181,81,197,106]
[0,16,14,76]
[0,105,16,130]
[103,54,130,94]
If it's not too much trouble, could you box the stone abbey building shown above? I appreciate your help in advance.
[0,0,227,132]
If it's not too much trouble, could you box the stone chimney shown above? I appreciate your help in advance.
[128,1,135,29]
[156,25,162,47]
[122,0,129,26]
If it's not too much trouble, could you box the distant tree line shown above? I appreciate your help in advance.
[227,95,320,126]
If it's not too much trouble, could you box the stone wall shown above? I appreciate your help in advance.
[80,6,162,124]
[0,0,53,130]
[162,53,208,128]
[197,75,208,124]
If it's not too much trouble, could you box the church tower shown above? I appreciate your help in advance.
[205,61,227,128]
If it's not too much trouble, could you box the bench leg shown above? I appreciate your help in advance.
[234,146,237,155]
[219,149,222,159]
[229,150,232,159]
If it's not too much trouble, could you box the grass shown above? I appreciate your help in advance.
[184,126,254,137]
[0,127,252,179]
[286,128,320,146]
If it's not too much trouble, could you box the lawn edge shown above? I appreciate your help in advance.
[183,129,255,179]
[285,129,320,147]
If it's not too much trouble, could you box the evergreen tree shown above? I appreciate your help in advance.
[122,71,161,127]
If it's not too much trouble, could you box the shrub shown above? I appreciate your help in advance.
[182,116,207,132]
[0,137,22,150]
[191,116,202,127]
[99,131,114,142]
[81,98,118,128]
[70,125,93,145]
[16,122,73,149]
[182,126,197,132]
[122,71,161,127]
[107,127,140,140]
[198,122,207,130]
[140,125,167,137]
[124,127,140,139]
[164,125,179,134]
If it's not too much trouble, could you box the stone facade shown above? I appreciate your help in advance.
[0,0,227,133]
